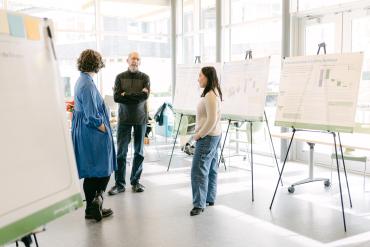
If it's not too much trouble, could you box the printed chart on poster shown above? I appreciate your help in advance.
[221,57,270,121]
[174,63,221,115]
[0,11,82,245]
[275,52,364,133]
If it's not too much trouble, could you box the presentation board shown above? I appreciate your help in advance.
[222,57,270,121]
[173,63,221,115]
[0,11,82,245]
[275,52,364,133]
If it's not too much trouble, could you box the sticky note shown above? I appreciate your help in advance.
[25,16,41,40]
[0,10,9,34]
[7,13,25,38]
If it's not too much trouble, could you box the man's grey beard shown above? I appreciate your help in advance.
[129,66,138,72]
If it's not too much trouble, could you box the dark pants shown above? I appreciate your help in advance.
[83,176,110,211]
[115,124,146,187]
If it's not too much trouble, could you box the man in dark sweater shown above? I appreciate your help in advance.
[108,52,150,194]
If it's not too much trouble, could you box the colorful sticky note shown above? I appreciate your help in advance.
[7,13,25,38]
[0,10,9,34]
[25,16,41,40]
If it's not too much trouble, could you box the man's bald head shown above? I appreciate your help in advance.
[127,51,141,72]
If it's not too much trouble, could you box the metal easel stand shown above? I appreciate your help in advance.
[269,128,353,232]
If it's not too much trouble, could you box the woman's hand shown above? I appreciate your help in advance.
[98,124,106,133]
[193,134,201,141]
[121,92,126,96]
[142,88,149,94]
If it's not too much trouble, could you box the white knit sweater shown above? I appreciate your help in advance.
[195,91,222,138]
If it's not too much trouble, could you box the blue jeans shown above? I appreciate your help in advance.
[191,135,221,208]
[115,124,146,187]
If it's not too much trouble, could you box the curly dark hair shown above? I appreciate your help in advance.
[77,49,105,73]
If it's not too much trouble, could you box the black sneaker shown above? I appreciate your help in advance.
[206,202,215,206]
[108,185,126,196]
[85,208,114,220]
[190,207,204,216]
[132,183,145,193]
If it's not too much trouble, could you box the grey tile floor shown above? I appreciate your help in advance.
[7,141,370,247]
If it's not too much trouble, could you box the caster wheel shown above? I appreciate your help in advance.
[221,157,225,163]
[288,186,295,194]
[324,180,331,187]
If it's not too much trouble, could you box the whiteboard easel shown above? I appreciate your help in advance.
[219,52,282,202]
[270,46,363,232]
[0,12,82,245]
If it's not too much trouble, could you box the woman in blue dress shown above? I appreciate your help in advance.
[72,49,117,221]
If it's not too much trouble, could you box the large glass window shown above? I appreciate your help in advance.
[183,0,194,33]
[201,0,215,29]
[304,23,336,55]
[177,0,216,64]
[200,0,216,62]
[224,0,282,112]
[7,0,96,99]
[183,35,196,63]
[230,0,280,24]
[352,15,370,124]
[180,0,197,63]
[229,20,281,60]
[100,1,171,113]
[6,0,171,113]
[222,0,282,158]
[224,0,282,61]
[293,1,370,171]
[296,0,359,12]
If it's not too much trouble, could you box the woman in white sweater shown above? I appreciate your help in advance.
[190,66,222,216]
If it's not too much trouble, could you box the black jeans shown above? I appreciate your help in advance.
[115,124,146,187]
[83,176,110,211]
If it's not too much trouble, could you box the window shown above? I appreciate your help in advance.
[351,15,370,124]
[230,0,280,24]
[177,0,216,64]
[200,0,216,62]
[229,20,281,60]
[222,0,282,157]
[201,31,216,62]
[183,35,196,63]
[304,23,336,55]
[293,1,370,172]
[296,0,359,12]
[224,0,282,61]
[183,0,194,33]
[201,0,216,29]
[100,0,171,113]
[6,0,171,112]
[224,0,282,106]
[7,0,96,99]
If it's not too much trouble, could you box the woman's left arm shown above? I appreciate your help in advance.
[81,84,104,130]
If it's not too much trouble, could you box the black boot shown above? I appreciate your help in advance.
[86,208,113,219]
[90,191,103,221]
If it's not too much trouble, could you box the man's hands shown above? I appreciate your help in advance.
[120,87,148,96]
